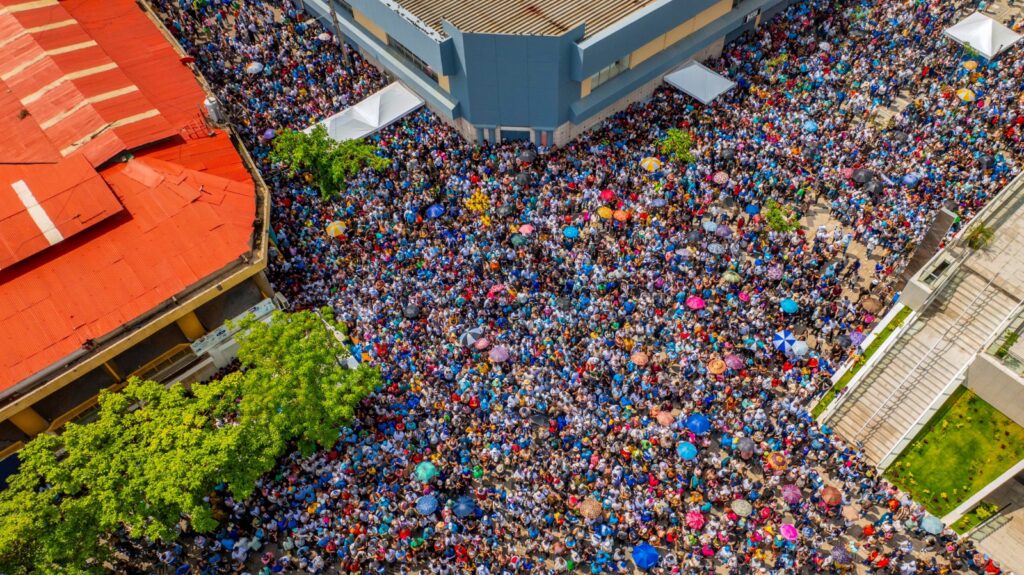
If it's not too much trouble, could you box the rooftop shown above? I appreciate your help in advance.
[392,0,660,38]
[0,0,256,394]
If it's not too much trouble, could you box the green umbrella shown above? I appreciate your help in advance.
[511,234,527,247]
[414,461,438,482]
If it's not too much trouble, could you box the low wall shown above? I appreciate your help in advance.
[967,353,1024,428]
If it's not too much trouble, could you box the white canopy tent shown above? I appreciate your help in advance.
[664,62,736,105]
[944,12,1021,60]
[307,82,424,141]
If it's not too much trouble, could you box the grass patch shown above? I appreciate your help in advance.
[812,306,912,418]
[950,501,1001,534]
[885,387,1024,517]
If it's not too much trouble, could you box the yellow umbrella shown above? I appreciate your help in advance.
[640,157,662,172]
[956,88,976,102]
[962,60,978,70]
[326,220,346,238]
[598,206,613,219]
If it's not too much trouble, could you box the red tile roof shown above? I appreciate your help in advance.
[0,0,256,393]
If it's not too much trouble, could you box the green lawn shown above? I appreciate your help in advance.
[885,387,1024,518]
[812,306,912,418]
[950,501,1001,534]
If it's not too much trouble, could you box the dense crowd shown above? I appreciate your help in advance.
[138,0,1024,573]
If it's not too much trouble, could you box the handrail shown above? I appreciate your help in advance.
[852,271,1000,439]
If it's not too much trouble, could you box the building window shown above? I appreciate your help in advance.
[334,0,353,15]
[589,56,630,91]
[387,35,438,82]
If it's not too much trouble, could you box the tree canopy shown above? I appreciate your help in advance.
[269,125,389,199]
[659,128,696,164]
[0,309,379,575]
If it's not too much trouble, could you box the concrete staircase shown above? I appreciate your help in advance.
[829,269,1018,465]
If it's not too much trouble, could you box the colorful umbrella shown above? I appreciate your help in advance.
[803,120,819,133]
[414,461,438,482]
[261,128,276,140]
[326,220,346,238]
[724,354,744,370]
[640,157,662,172]
[473,337,490,350]
[562,226,580,239]
[580,498,603,519]
[686,510,705,529]
[686,413,711,435]
[781,484,802,504]
[632,543,660,570]
[613,209,630,222]
[416,494,438,515]
[459,326,485,347]
[453,496,476,518]
[963,60,978,70]
[656,411,674,426]
[780,524,799,541]
[920,515,944,535]
[790,340,809,357]
[773,330,796,353]
[731,500,753,517]
[598,206,613,219]
[317,32,332,41]
[518,224,535,235]
[849,331,866,346]
[745,204,760,215]
[685,296,705,310]
[707,243,725,255]
[631,351,649,366]
[713,171,729,185]
[722,270,742,284]
[676,441,698,460]
[599,189,616,202]
[715,223,732,238]
[488,345,510,363]
[831,546,852,565]
[510,234,527,246]
[767,452,787,470]
[245,62,264,74]
[780,298,799,314]
[707,358,727,375]
[702,220,719,232]
[821,485,843,506]
[426,204,445,219]
[956,88,976,102]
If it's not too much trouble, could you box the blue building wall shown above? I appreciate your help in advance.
[302,0,793,144]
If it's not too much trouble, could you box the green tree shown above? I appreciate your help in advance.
[0,310,379,574]
[659,128,696,164]
[763,199,800,232]
[270,125,389,199]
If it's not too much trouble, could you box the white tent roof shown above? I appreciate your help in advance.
[664,62,736,105]
[308,82,424,141]
[944,12,1021,59]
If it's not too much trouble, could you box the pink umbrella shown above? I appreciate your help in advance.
[724,354,744,370]
[780,524,799,541]
[518,224,535,235]
[713,171,728,185]
[781,484,802,504]
[738,292,750,302]
[656,411,674,426]
[686,510,705,529]
[599,189,616,202]
[631,351,649,366]
[487,284,507,298]
[473,337,490,350]
[489,345,510,363]
[840,167,854,179]
[685,296,705,310]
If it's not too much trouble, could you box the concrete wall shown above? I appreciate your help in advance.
[967,353,1024,428]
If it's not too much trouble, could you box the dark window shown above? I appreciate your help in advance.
[387,35,438,82]
[334,0,352,15]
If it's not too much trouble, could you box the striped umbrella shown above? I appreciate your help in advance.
[773,330,796,353]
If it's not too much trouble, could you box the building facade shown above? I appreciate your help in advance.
[302,0,791,145]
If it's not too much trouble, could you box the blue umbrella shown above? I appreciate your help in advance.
[632,543,660,570]
[745,204,760,215]
[676,441,698,460]
[563,226,580,239]
[902,173,921,186]
[453,495,476,518]
[416,494,438,515]
[773,330,796,353]
[426,204,445,219]
[780,298,799,314]
[686,413,711,435]
[803,120,819,133]
[920,515,944,535]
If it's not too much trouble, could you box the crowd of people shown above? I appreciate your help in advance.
[140,0,1024,573]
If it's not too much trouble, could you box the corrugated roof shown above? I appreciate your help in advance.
[394,0,660,38]
[0,0,256,393]
[0,156,124,268]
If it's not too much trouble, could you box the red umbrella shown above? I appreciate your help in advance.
[600,189,616,202]
[821,486,843,506]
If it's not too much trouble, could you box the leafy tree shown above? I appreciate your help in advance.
[0,310,379,574]
[270,125,389,199]
[659,128,696,164]
[763,199,800,232]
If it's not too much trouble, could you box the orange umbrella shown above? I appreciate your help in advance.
[580,497,603,519]
[707,358,727,375]
[613,209,630,222]
[822,485,843,506]
[631,351,649,366]
[656,411,674,426]
[767,452,788,470]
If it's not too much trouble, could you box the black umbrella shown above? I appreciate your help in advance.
[518,149,537,163]
[720,148,736,161]
[687,230,702,243]
[980,154,995,169]
[403,305,422,319]
[852,168,874,184]
[864,181,884,196]
[515,172,532,186]
[889,131,909,143]
[496,204,515,217]
[835,334,853,347]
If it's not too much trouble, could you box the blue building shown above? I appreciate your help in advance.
[302,0,792,145]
